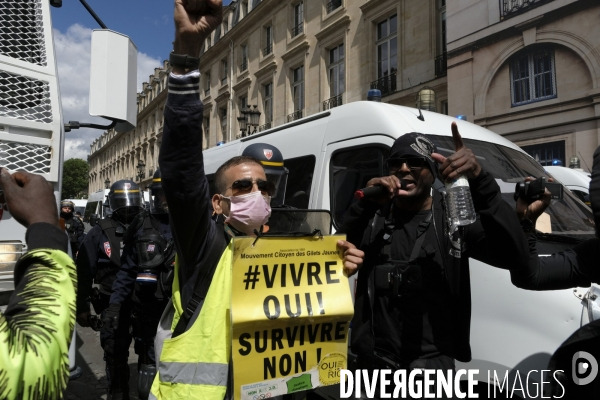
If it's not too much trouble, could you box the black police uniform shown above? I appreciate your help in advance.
[76,180,143,400]
[64,214,85,253]
[105,169,174,400]
[108,212,173,400]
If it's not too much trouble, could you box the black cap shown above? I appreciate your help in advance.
[389,132,438,177]
[242,143,285,169]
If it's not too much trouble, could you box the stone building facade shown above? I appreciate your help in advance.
[199,0,448,147]
[447,0,600,168]
[88,0,448,193]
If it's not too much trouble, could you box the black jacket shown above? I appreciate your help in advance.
[158,72,230,317]
[75,219,124,312]
[340,171,529,362]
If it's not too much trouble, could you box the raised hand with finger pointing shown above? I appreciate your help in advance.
[431,122,478,230]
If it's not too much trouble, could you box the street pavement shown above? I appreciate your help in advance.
[65,326,140,400]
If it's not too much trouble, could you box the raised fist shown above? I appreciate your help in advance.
[173,0,222,62]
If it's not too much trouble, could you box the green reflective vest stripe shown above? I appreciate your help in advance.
[150,242,233,399]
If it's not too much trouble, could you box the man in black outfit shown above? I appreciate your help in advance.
[61,200,84,254]
[76,180,143,399]
[509,146,600,396]
[339,125,529,397]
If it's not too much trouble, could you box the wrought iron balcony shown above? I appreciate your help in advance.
[258,122,272,132]
[287,110,303,122]
[501,0,548,19]
[323,94,343,111]
[263,43,273,56]
[326,0,342,13]
[370,72,397,97]
[292,23,304,38]
[240,60,248,72]
[435,52,447,77]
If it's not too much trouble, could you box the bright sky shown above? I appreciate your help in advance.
[50,0,233,160]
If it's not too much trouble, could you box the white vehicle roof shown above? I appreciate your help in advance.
[544,165,591,193]
[204,101,527,162]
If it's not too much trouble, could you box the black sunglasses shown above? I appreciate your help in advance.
[229,179,276,196]
[386,157,427,171]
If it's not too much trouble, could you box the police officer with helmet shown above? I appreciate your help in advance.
[61,200,84,254]
[75,179,143,400]
[105,169,174,400]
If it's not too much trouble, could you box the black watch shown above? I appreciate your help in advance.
[169,52,200,69]
[520,218,535,233]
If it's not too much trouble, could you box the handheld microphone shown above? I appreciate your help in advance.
[354,185,387,200]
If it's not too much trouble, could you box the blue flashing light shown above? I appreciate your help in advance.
[456,115,468,121]
[216,141,226,147]
[367,89,382,102]
[551,159,563,166]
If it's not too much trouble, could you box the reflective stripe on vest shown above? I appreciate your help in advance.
[158,361,228,385]
[150,242,233,399]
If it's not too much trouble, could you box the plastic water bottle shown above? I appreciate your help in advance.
[445,175,476,232]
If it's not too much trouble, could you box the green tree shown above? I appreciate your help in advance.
[62,158,89,200]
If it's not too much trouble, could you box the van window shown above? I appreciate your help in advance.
[330,146,390,229]
[83,201,99,223]
[283,155,316,209]
[430,135,595,241]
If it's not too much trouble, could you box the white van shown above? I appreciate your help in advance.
[203,101,597,393]
[545,165,591,205]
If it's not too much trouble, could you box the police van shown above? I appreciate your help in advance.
[203,101,597,394]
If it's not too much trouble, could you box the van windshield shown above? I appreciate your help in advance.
[430,135,595,242]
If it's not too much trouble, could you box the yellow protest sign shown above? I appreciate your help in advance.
[231,235,354,400]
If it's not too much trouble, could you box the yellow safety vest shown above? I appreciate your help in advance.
[150,242,233,399]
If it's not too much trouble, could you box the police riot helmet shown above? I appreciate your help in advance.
[149,168,168,215]
[60,200,75,212]
[241,143,288,206]
[108,180,143,224]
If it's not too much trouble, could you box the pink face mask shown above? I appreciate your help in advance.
[222,191,271,235]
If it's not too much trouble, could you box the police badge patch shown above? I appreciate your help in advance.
[147,244,155,252]
[264,149,273,160]
[104,242,111,257]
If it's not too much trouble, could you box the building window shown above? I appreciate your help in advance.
[325,43,344,110]
[259,83,273,132]
[371,14,398,96]
[241,0,248,18]
[292,2,304,37]
[203,117,210,148]
[221,59,228,85]
[264,25,273,56]
[241,45,248,72]
[220,107,227,142]
[204,72,211,96]
[293,66,304,111]
[501,0,545,19]
[289,66,304,122]
[521,140,565,167]
[239,95,248,112]
[435,0,447,77]
[327,0,342,13]
[510,46,557,106]
[223,19,228,35]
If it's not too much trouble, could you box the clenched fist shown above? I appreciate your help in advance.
[173,0,222,72]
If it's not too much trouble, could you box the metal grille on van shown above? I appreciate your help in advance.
[0,141,51,174]
[0,69,52,123]
[0,0,46,66]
